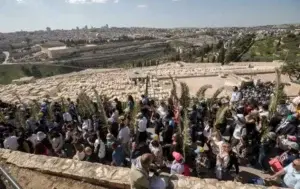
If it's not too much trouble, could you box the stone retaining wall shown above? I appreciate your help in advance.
[158,68,277,80]
[0,149,277,189]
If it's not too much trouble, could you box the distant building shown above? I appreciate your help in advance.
[40,43,97,59]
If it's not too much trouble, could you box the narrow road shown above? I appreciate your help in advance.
[2,51,9,64]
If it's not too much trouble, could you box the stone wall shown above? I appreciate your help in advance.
[0,149,277,189]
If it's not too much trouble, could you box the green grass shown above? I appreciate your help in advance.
[0,64,83,84]
[243,33,300,62]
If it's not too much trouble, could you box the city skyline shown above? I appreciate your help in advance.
[0,0,299,32]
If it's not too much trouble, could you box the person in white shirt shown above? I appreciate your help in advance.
[118,117,130,144]
[149,136,163,166]
[94,133,106,162]
[3,133,19,151]
[136,113,147,143]
[232,113,246,147]
[51,133,64,155]
[108,108,119,123]
[82,117,93,131]
[63,111,73,122]
[118,116,131,155]
[157,101,167,120]
[73,143,86,161]
[216,143,231,180]
[230,86,242,105]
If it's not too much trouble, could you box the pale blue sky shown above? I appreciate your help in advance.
[0,0,299,32]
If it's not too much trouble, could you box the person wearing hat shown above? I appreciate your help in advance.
[170,151,185,175]
[195,146,210,176]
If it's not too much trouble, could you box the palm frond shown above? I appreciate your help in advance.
[180,82,190,110]
[130,102,140,133]
[31,99,40,120]
[93,88,108,128]
[77,91,95,117]
[60,97,67,113]
[169,75,179,102]
[145,75,149,97]
[49,101,56,120]
[182,110,191,161]
[12,93,26,127]
[0,111,5,123]
[15,108,25,128]
[209,87,225,108]
[260,116,270,142]
[269,68,283,117]
[214,105,229,131]
[196,84,212,99]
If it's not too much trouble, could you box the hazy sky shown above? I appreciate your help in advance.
[0,0,299,32]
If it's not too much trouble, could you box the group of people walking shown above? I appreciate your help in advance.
[1,80,300,189]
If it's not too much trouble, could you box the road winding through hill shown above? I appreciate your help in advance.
[2,51,10,64]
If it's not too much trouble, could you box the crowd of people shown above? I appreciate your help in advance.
[1,81,300,189]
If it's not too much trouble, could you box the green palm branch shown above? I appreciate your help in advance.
[209,87,225,109]
[182,110,191,161]
[269,68,283,117]
[180,82,190,111]
[214,105,229,131]
[93,88,108,128]
[169,75,179,102]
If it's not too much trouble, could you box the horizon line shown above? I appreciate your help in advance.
[1,22,299,34]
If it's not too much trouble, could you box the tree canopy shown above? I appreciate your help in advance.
[281,61,300,82]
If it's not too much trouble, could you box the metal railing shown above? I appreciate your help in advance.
[0,167,22,189]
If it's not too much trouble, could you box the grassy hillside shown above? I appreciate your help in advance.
[242,33,300,62]
[0,64,83,84]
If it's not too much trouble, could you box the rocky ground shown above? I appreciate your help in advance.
[0,163,107,189]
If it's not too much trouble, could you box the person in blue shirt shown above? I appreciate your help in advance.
[266,159,300,189]
[111,142,125,166]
